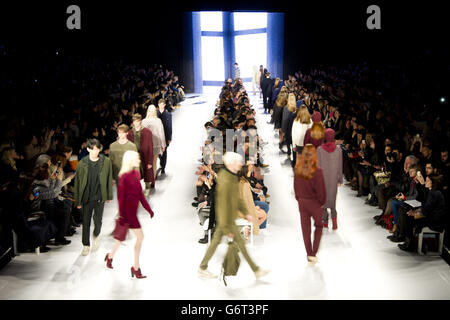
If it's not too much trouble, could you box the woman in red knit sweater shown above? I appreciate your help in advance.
[105,151,154,278]
[294,144,326,264]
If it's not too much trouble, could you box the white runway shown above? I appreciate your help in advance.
[1,90,450,300]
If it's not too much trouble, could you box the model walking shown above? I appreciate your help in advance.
[74,138,113,256]
[198,152,270,279]
[316,129,343,229]
[105,150,154,278]
[142,105,166,184]
[294,144,326,264]
[127,113,154,196]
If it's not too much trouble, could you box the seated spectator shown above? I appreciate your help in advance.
[15,178,57,253]
[32,164,72,246]
[395,175,447,251]
[238,164,267,234]
[386,164,423,234]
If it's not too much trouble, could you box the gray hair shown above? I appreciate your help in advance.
[222,152,244,166]
[405,155,418,165]
[35,154,51,168]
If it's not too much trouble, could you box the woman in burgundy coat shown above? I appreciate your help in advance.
[105,150,154,279]
[303,111,325,148]
[127,113,155,195]
[294,144,327,264]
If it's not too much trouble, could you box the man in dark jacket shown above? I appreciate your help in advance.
[74,138,113,256]
[157,99,172,175]
[260,71,272,114]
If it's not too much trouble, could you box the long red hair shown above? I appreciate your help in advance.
[295,144,317,180]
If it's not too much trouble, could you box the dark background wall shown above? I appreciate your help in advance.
[1,1,448,92]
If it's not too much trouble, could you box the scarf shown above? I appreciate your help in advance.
[321,141,337,153]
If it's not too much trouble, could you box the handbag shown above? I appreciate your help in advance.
[221,240,241,286]
[113,216,130,241]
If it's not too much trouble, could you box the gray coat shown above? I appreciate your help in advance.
[317,145,343,209]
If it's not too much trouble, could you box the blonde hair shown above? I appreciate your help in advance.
[295,106,311,124]
[273,78,280,89]
[1,148,17,171]
[310,122,325,140]
[146,104,157,118]
[119,150,140,177]
[287,93,297,112]
[275,87,288,108]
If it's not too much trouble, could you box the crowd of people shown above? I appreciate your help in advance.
[257,62,449,256]
[192,77,272,245]
[0,44,180,255]
[1,40,449,273]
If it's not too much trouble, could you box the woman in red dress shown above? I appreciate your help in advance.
[105,151,154,278]
[294,144,326,264]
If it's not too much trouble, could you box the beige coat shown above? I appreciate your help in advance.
[237,178,260,235]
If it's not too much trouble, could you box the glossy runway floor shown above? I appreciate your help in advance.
[1,91,450,300]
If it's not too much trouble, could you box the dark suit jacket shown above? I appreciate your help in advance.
[157,109,172,144]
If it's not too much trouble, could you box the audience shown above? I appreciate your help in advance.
[0,43,184,254]
[192,79,271,243]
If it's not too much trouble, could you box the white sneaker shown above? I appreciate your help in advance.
[81,246,90,256]
[92,235,101,251]
[254,268,270,279]
[198,268,217,279]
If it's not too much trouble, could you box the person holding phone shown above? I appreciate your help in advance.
[387,164,421,236]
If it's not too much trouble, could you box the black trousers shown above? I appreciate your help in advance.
[81,201,105,246]
[159,144,168,171]
[42,198,71,241]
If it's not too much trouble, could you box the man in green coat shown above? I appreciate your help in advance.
[74,138,113,256]
[198,152,270,280]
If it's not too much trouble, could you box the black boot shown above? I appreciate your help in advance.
[198,235,209,244]
[398,238,414,251]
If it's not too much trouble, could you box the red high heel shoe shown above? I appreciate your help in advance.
[105,253,113,269]
[332,218,338,230]
[131,267,147,279]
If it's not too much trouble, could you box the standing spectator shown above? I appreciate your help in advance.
[294,144,326,264]
[198,152,270,279]
[157,99,172,175]
[105,151,154,278]
[74,138,113,256]
[127,113,154,195]
[317,129,343,229]
[109,124,138,182]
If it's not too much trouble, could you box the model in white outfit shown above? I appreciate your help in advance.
[142,105,166,181]
[292,118,312,151]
